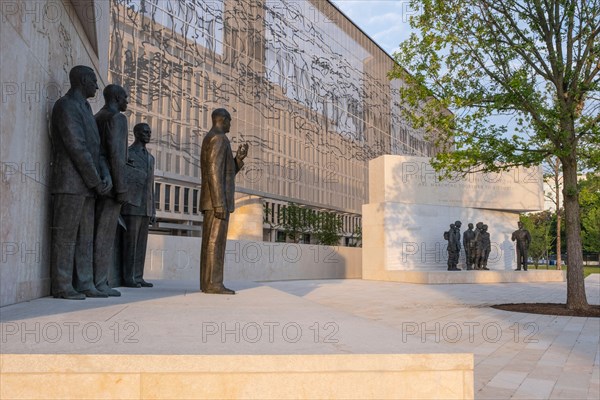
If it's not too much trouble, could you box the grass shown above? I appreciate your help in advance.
[529,264,600,278]
[570,266,600,278]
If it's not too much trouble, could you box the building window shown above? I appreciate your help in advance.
[166,152,172,172]
[164,184,171,211]
[154,183,161,211]
[192,189,199,214]
[276,231,286,243]
[302,233,310,244]
[184,187,190,213]
[174,186,180,212]
[156,150,162,170]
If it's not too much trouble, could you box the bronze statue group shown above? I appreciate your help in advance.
[50,66,155,299]
[444,220,531,271]
[50,66,247,299]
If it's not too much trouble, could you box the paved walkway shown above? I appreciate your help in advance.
[1,277,599,399]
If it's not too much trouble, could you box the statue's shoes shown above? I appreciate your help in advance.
[137,280,153,287]
[203,286,235,295]
[482,267,490,270]
[100,287,122,296]
[81,288,109,298]
[53,290,85,300]
[123,280,141,288]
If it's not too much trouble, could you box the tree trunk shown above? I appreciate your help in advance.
[560,155,588,310]
[553,159,562,269]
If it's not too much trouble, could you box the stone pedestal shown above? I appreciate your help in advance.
[0,353,474,399]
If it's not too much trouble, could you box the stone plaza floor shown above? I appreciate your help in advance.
[1,275,599,399]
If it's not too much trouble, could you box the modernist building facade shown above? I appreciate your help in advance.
[0,0,436,306]
[108,0,436,244]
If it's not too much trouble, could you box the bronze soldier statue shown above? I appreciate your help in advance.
[463,223,476,270]
[473,221,484,269]
[121,123,155,287]
[478,224,491,270]
[446,221,462,271]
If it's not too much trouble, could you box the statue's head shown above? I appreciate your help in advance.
[454,221,462,228]
[133,123,151,144]
[483,224,488,232]
[468,223,474,229]
[476,222,483,229]
[450,224,455,229]
[518,221,524,229]
[69,66,97,98]
[211,108,232,133]
[103,84,128,112]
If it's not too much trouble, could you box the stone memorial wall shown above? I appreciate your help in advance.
[362,155,544,275]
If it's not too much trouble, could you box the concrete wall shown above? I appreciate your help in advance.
[369,155,544,212]
[144,234,362,283]
[0,0,109,306]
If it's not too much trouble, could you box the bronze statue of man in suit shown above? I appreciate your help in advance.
[200,108,248,294]
[93,84,129,297]
[121,123,155,288]
[512,221,531,271]
[50,65,112,299]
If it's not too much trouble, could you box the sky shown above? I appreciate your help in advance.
[329,0,417,56]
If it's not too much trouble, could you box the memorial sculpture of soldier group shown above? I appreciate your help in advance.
[50,66,248,299]
[444,220,532,271]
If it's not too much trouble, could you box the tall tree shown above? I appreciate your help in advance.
[391,0,599,310]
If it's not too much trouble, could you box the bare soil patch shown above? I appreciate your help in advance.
[492,303,600,317]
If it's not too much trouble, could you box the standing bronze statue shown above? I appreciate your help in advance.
[473,222,484,270]
[446,221,462,271]
[121,123,155,287]
[512,221,531,271]
[50,66,112,299]
[445,223,454,270]
[477,224,491,270]
[200,108,248,294]
[93,84,129,297]
[463,223,476,270]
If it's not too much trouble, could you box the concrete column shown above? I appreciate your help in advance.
[229,195,264,241]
